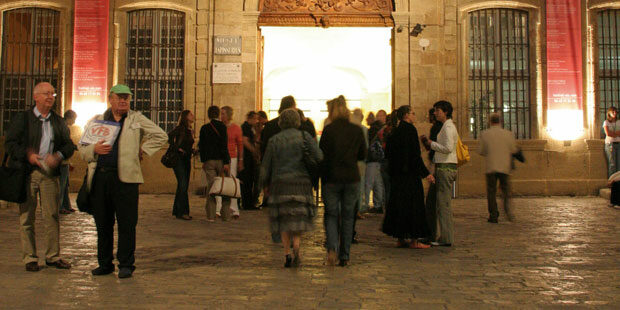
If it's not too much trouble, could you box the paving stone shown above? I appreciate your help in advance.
[0,196,618,309]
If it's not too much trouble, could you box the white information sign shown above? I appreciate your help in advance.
[213,63,242,84]
[79,120,121,146]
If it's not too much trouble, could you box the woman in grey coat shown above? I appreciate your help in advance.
[259,109,323,267]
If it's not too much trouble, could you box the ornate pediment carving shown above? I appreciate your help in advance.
[259,0,394,27]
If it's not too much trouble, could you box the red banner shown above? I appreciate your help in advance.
[72,0,109,112]
[546,0,583,111]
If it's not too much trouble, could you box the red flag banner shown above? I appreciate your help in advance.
[72,0,109,126]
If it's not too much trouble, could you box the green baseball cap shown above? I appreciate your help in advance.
[109,84,133,95]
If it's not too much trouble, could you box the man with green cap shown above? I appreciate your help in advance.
[79,84,167,278]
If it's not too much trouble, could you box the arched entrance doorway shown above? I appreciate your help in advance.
[257,0,394,132]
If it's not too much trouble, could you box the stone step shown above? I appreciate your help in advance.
[600,188,610,200]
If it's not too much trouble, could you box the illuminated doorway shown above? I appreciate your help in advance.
[261,27,392,131]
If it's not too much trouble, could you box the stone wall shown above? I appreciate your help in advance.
[0,0,613,195]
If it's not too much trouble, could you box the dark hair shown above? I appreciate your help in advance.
[297,109,306,121]
[489,112,501,125]
[396,105,411,121]
[207,106,220,119]
[257,110,268,119]
[428,108,436,122]
[246,111,258,119]
[178,110,192,128]
[279,96,296,114]
[64,109,77,120]
[433,100,453,119]
[607,107,618,122]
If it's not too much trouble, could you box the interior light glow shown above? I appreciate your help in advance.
[72,100,107,129]
[547,109,584,141]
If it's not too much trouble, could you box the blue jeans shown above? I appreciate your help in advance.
[59,164,71,210]
[322,182,359,261]
[172,156,191,217]
[605,143,620,177]
[364,162,384,211]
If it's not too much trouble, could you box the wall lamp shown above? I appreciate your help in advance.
[410,23,426,37]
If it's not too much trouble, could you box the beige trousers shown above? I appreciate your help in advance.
[19,170,61,264]
[203,160,231,221]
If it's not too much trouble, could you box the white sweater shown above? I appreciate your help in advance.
[431,119,458,164]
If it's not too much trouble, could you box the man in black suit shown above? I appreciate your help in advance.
[5,82,75,272]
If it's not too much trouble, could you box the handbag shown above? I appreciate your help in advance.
[0,154,28,203]
[76,172,92,214]
[456,137,470,167]
[161,145,180,168]
[209,175,241,198]
[299,130,319,188]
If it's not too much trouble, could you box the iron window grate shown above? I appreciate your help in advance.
[0,8,60,135]
[597,9,620,132]
[126,9,185,133]
[467,9,530,139]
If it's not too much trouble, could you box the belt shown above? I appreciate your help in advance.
[96,166,118,172]
[436,163,458,171]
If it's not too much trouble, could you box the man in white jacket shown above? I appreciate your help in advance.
[422,100,458,246]
[79,84,167,278]
[479,113,518,223]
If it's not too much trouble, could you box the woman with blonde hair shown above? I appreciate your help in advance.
[320,96,367,266]
[604,106,620,177]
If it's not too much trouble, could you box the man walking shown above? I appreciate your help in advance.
[479,112,518,223]
[5,82,75,272]
[199,106,231,222]
[216,106,243,218]
[79,84,168,278]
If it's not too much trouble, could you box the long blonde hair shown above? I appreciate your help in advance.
[327,95,350,121]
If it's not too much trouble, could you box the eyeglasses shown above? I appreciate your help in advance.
[36,92,57,97]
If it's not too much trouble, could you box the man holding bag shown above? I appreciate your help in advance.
[5,82,75,272]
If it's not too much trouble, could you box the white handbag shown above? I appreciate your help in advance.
[209,176,241,198]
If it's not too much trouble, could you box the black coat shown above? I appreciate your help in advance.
[319,119,367,184]
[5,109,75,176]
[386,121,430,178]
[198,119,230,164]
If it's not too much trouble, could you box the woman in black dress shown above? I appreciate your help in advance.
[168,110,195,220]
[382,105,435,248]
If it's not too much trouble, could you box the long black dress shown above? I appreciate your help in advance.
[381,121,431,239]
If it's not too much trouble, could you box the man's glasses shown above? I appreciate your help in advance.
[36,92,57,97]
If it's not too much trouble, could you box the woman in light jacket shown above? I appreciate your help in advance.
[422,100,458,247]
[604,107,620,177]
[259,109,323,268]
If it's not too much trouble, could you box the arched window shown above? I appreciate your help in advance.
[597,9,620,129]
[0,8,60,135]
[467,9,530,139]
[126,9,185,133]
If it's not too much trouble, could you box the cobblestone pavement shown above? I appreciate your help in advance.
[0,195,619,309]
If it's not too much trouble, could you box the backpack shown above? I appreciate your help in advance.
[367,137,385,162]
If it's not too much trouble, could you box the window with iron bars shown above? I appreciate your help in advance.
[126,9,184,133]
[597,9,620,134]
[0,8,60,136]
[468,9,531,139]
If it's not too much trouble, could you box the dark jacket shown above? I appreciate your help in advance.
[386,121,430,178]
[198,119,230,164]
[428,121,443,161]
[168,125,194,159]
[5,108,75,175]
[368,120,384,143]
[319,118,367,184]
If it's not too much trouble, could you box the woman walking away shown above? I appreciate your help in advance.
[259,109,323,268]
[604,107,620,177]
[320,96,367,266]
[169,110,196,220]
[382,105,434,249]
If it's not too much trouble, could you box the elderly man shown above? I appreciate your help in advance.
[79,84,167,278]
[479,112,518,223]
[5,82,75,272]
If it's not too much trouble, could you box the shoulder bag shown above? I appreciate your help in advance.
[456,136,470,167]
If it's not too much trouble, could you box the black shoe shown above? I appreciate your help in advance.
[25,262,40,272]
[487,218,498,223]
[351,238,359,244]
[284,254,292,268]
[370,208,383,214]
[338,259,348,267]
[91,266,114,276]
[46,259,71,269]
[118,267,133,278]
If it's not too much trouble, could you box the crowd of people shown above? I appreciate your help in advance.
[5,81,524,278]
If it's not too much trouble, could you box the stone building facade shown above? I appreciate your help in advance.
[0,0,618,196]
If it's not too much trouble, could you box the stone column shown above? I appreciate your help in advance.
[392,12,410,109]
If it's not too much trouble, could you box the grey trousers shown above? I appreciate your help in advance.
[203,160,231,221]
[486,172,512,221]
[435,168,457,244]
